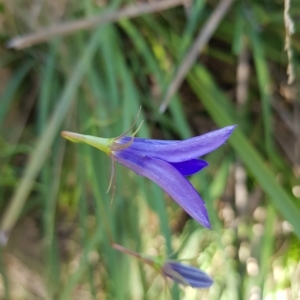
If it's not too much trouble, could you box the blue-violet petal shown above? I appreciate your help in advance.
[163,261,213,288]
[114,150,210,228]
[170,160,208,176]
[118,125,235,162]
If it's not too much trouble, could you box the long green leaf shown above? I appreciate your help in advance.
[0,31,102,243]
[0,61,33,126]
[188,66,300,238]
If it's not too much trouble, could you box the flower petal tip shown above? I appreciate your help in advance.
[227,124,237,133]
[195,205,211,229]
[201,217,211,229]
[205,222,212,230]
[192,212,211,229]
[221,124,237,136]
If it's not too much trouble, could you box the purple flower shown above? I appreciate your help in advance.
[112,243,213,289]
[162,261,213,288]
[62,125,235,228]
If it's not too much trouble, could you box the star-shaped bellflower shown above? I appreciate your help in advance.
[62,125,235,228]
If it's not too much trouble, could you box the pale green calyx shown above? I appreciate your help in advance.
[61,131,113,155]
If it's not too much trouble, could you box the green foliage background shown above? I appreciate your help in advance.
[0,0,300,299]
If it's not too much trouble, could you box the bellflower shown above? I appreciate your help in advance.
[112,243,213,289]
[162,261,213,288]
[62,125,235,228]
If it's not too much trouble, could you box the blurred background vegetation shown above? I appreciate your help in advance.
[0,0,300,299]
